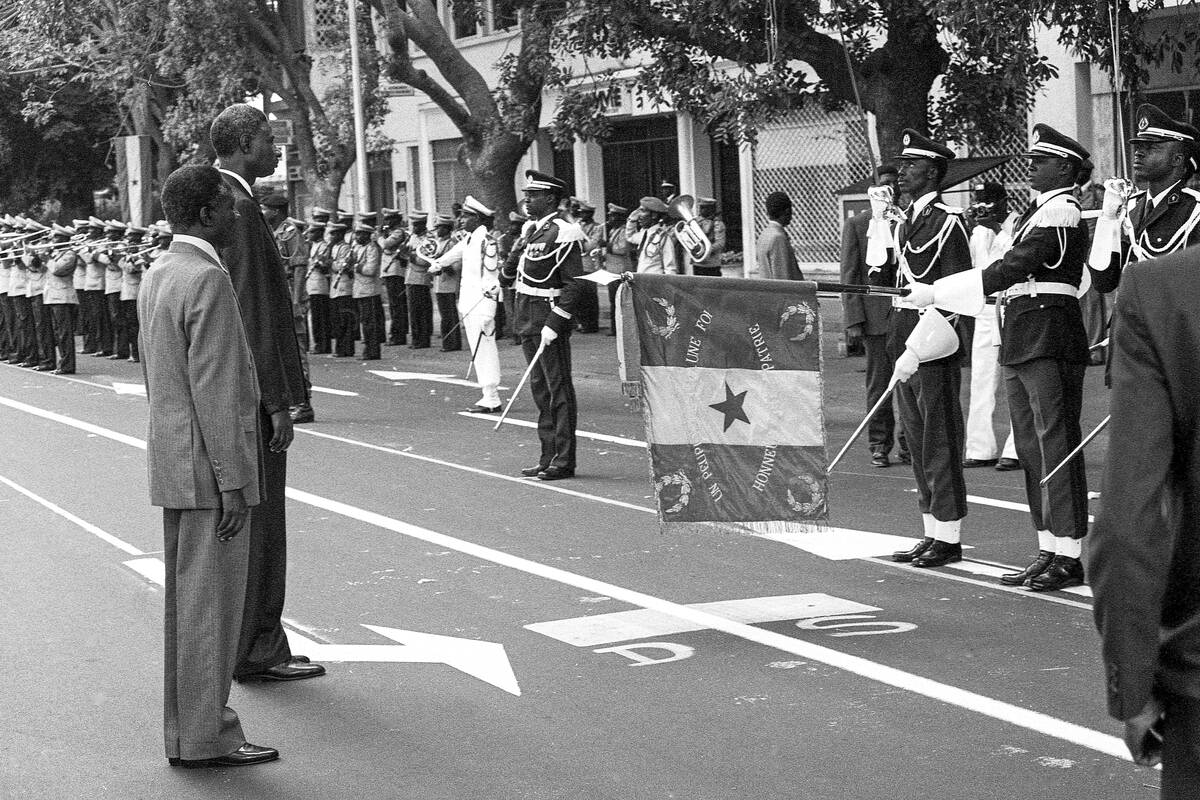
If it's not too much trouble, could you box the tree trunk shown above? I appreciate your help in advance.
[462,129,530,224]
[861,10,947,163]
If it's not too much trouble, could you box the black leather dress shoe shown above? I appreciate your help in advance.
[998,550,1054,585]
[897,451,912,465]
[92,351,111,357]
[289,655,311,664]
[32,364,54,371]
[870,451,889,468]
[892,537,933,563]
[51,369,74,375]
[995,457,1021,471]
[18,361,37,368]
[467,405,502,414]
[236,661,326,682]
[963,458,998,468]
[537,465,575,481]
[169,742,279,768]
[520,464,548,477]
[1028,555,1085,592]
[912,540,963,568]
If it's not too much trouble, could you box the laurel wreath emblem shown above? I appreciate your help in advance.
[654,469,692,514]
[786,474,825,516]
[646,296,680,339]
[779,302,816,342]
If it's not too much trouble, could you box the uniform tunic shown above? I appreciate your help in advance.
[435,225,502,407]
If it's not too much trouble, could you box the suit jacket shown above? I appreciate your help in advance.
[867,195,971,361]
[138,242,261,510]
[1090,247,1200,719]
[980,189,1089,366]
[1091,182,1200,294]
[839,210,892,337]
[755,222,803,281]
[219,173,308,415]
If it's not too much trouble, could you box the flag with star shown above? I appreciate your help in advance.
[626,273,827,531]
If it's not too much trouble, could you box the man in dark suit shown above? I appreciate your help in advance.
[210,104,324,683]
[842,164,899,468]
[141,165,276,768]
[909,124,1091,591]
[868,131,972,569]
[1089,246,1200,796]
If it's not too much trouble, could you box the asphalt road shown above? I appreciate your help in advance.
[0,295,1152,800]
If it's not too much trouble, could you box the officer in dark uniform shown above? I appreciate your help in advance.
[500,170,586,481]
[1090,103,1200,296]
[910,124,1091,591]
[867,130,972,569]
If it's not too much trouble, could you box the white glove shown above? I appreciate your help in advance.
[904,282,936,308]
[893,349,920,383]
[540,326,558,347]
[428,264,443,275]
[1101,178,1129,220]
[868,185,894,221]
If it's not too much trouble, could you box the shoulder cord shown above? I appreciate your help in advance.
[1130,205,1200,259]
[898,215,961,283]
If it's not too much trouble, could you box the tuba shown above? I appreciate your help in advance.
[667,195,713,263]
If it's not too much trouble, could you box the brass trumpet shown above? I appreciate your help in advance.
[666,195,713,263]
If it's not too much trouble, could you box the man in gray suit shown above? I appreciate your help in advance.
[140,165,278,768]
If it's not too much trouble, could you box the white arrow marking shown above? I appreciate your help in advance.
[112,382,147,396]
[284,624,521,696]
[527,593,879,647]
[311,385,359,397]
[369,370,506,390]
[457,412,646,447]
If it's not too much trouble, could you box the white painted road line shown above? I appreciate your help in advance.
[0,473,144,556]
[125,557,165,586]
[867,558,1094,611]
[458,411,647,448]
[966,492,1096,524]
[312,385,359,397]
[295,427,656,515]
[0,395,1131,763]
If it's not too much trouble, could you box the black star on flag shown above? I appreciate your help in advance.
[709,381,750,432]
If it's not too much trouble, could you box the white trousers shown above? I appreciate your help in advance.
[966,311,1017,460]
[461,298,501,408]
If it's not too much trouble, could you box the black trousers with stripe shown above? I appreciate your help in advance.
[894,358,966,522]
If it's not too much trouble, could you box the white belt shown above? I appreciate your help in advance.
[516,282,560,299]
[1001,280,1077,300]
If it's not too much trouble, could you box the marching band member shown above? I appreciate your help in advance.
[379,208,409,346]
[576,201,603,332]
[625,197,679,274]
[81,217,110,356]
[602,203,631,336]
[118,223,148,363]
[99,220,127,359]
[908,124,1092,591]
[427,214,462,351]
[7,222,35,367]
[867,130,972,569]
[24,221,56,371]
[327,218,357,357]
[431,195,503,412]
[405,211,436,349]
[500,170,586,481]
[351,217,384,361]
[43,223,81,374]
[304,220,332,354]
[688,198,726,277]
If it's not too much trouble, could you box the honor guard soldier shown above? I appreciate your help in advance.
[405,211,438,349]
[431,195,503,412]
[908,124,1092,591]
[351,217,384,361]
[304,220,332,354]
[1090,103,1200,294]
[867,130,972,568]
[379,208,409,345]
[500,170,586,480]
[327,218,357,357]
[625,197,679,274]
[43,224,80,374]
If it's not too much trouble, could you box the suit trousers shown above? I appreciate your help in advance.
[1163,693,1200,799]
[121,299,139,360]
[309,294,331,353]
[357,295,382,359]
[1004,358,1088,539]
[522,333,577,470]
[504,287,520,344]
[575,282,599,332]
[48,303,76,373]
[436,291,461,351]
[894,358,967,521]
[29,295,55,368]
[965,313,1017,461]
[76,289,94,352]
[383,276,407,344]
[106,291,127,357]
[0,294,12,357]
[407,284,433,348]
[163,507,248,760]
[863,333,896,453]
[235,410,292,676]
[462,305,501,408]
[331,295,357,357]
[84,290,109,354]
[10,295,35,363]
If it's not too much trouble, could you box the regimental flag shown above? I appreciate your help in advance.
[626,273,827,531]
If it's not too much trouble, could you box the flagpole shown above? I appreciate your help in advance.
[346,0,370,215]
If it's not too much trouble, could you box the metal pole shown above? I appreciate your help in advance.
[346,0,371,214]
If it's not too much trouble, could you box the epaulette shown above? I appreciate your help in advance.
[933,202,964,215]
[551,217,587,244]
[1032,193,1081,229]
[1182,187,1200,203]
